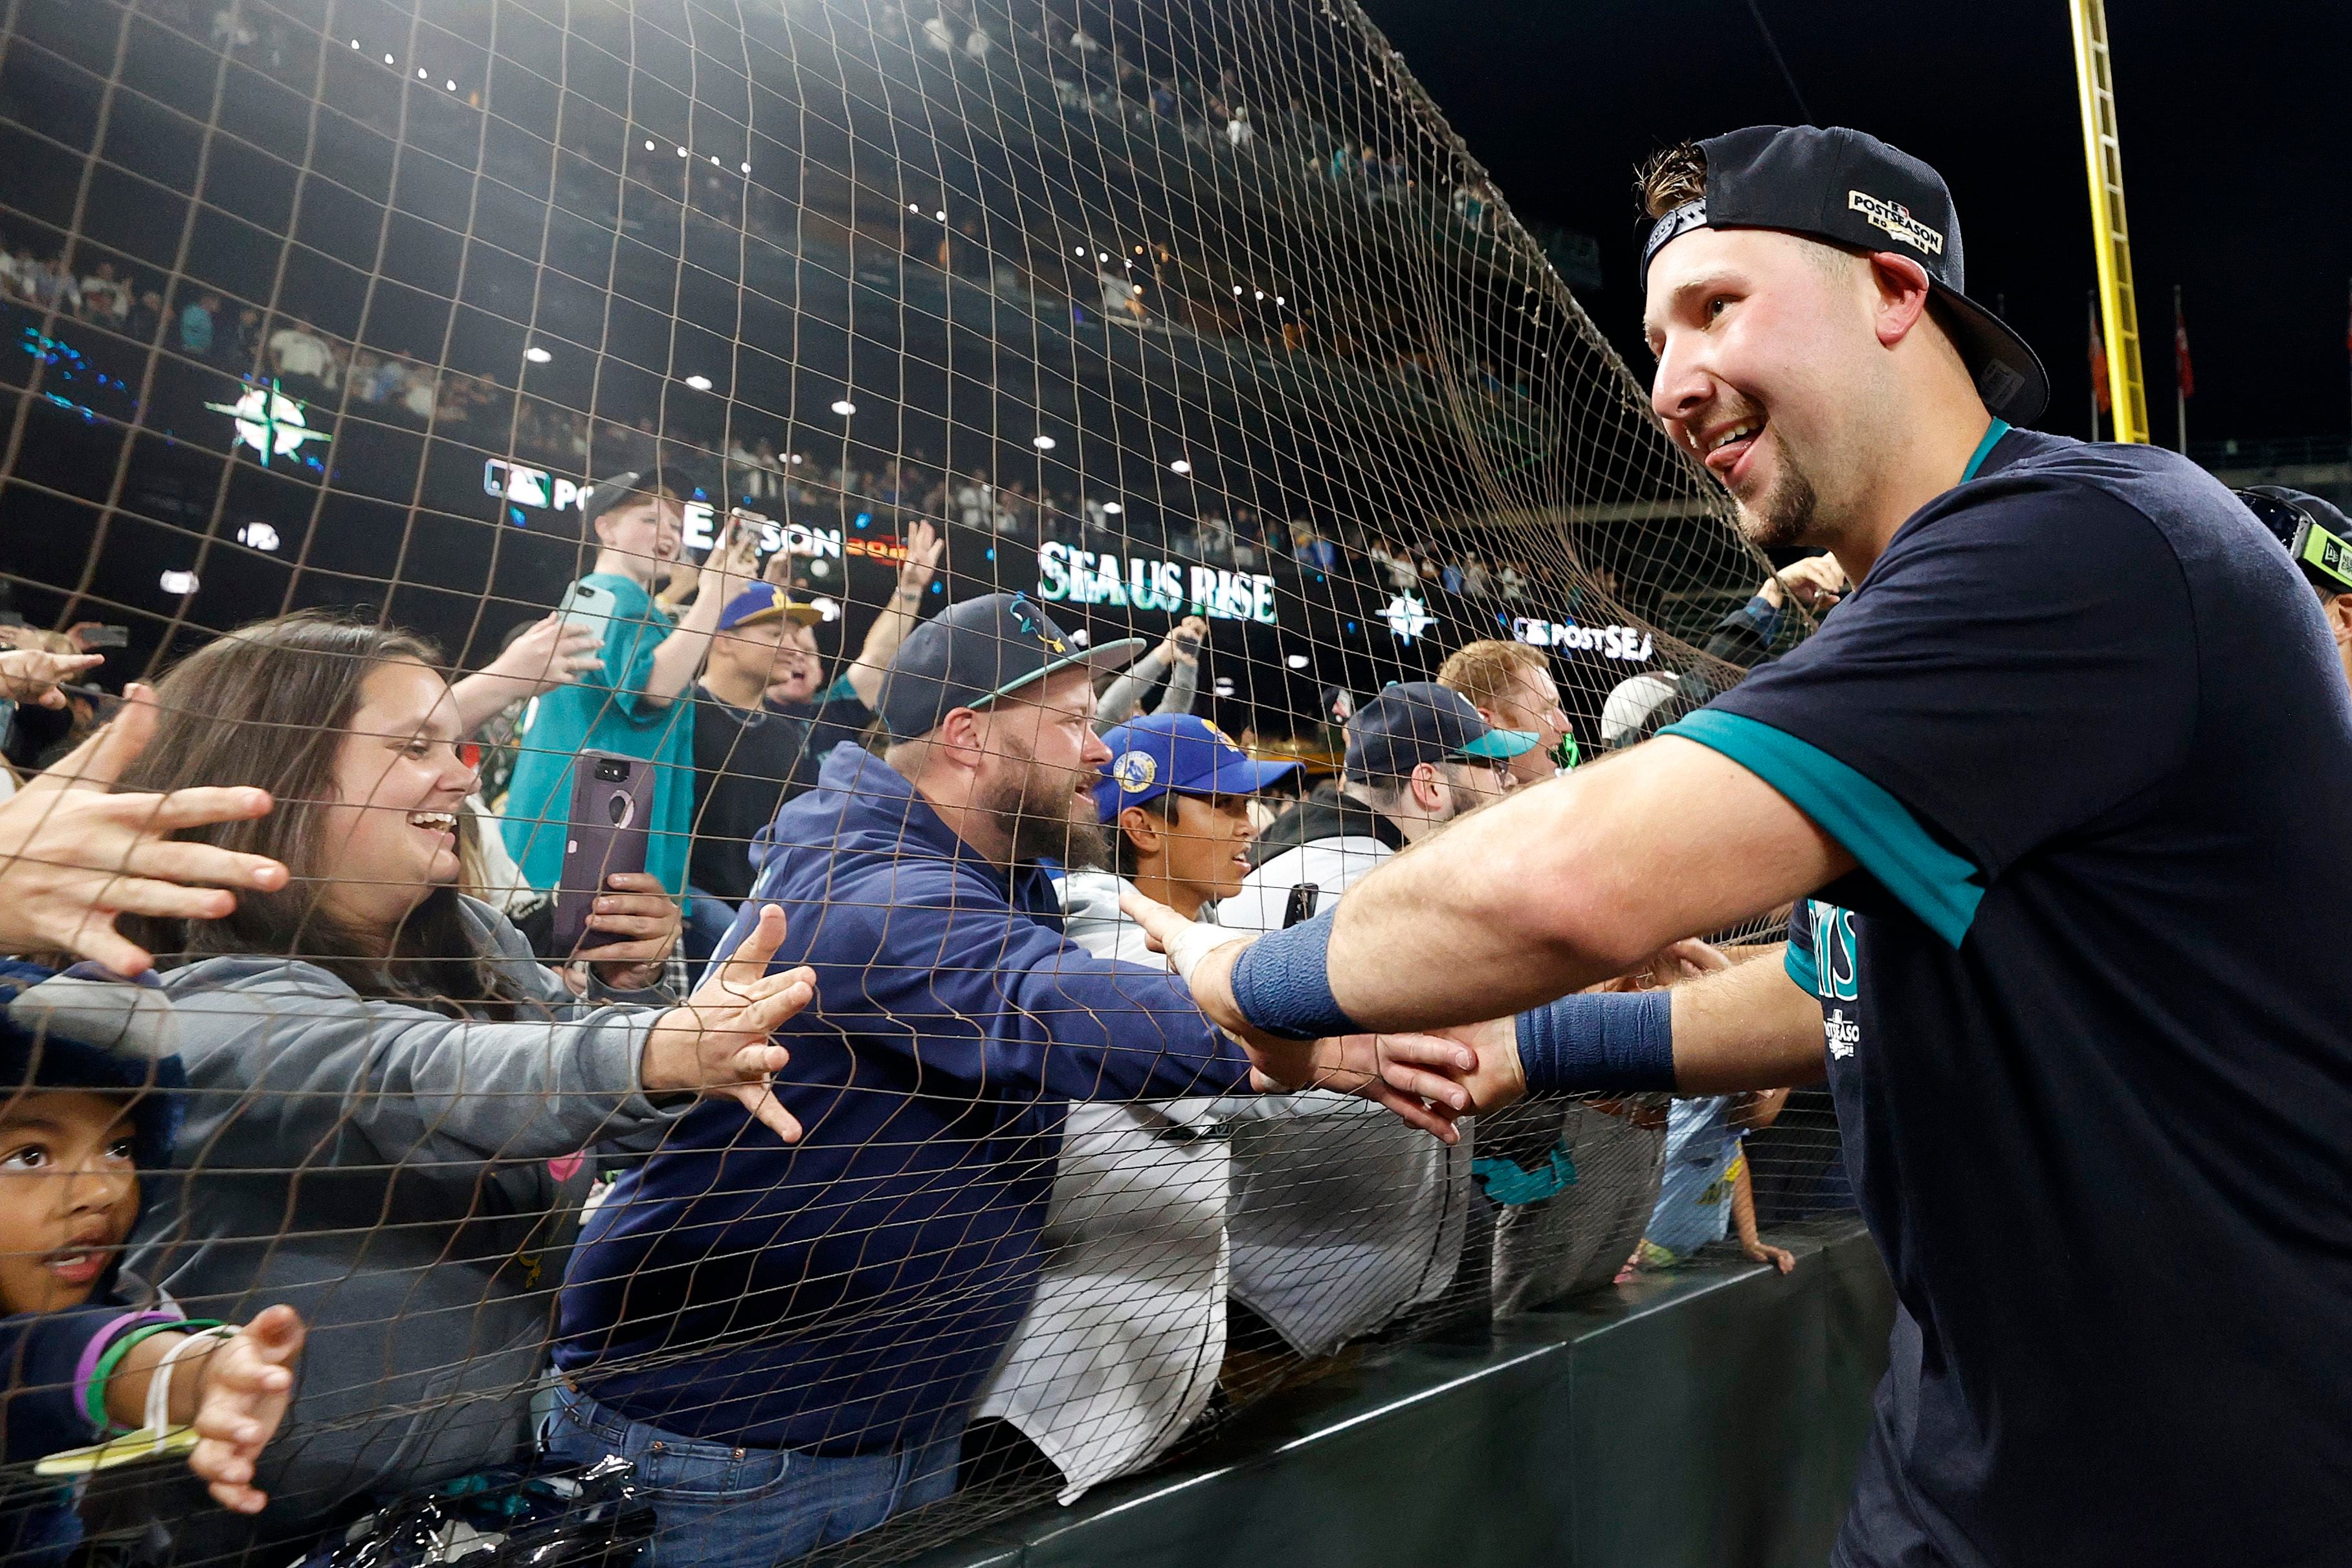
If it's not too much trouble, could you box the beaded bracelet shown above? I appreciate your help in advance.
[83,1318,225,1434]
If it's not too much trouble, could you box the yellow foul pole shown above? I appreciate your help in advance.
[2069,0,2147,443]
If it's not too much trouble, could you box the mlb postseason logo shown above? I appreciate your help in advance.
[1846,190,1944,257]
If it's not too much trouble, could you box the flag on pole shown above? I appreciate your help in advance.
[2173,290,2193,400]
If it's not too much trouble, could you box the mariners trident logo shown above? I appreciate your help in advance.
[1006,593,1065,654]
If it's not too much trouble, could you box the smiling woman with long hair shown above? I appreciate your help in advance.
[26,610,817,1551]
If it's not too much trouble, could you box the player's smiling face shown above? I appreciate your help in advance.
[1644,226,1867,550]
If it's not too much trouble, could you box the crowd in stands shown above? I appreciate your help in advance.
[0,459,1876,1564]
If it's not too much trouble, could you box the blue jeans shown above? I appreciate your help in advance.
[544,1382,962,1568]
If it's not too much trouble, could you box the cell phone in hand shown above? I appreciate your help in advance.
[80,625,129,648]
[555,579,620,639]
[548,750,654,958]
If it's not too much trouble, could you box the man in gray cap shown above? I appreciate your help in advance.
[549,591,1465,1566]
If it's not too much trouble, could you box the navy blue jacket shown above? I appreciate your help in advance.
[553,743,1252,1454]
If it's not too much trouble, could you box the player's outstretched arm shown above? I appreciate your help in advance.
[1158,736,1852,1050]
[1436,949,1830,1113]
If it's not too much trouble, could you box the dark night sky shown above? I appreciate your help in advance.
[1353,0,2352,452]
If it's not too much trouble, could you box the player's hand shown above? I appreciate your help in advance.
[481,613,602,694]
[186,1305,304,1514]
[643,905,815,1143]
[575,871,680,990]
[896,518,945,599]
[1426,1015,1529,1115]
[1118,885,1272,1046]
[0,685,288,975]
[0,648,103,708]
[1743,1238,1797,1275]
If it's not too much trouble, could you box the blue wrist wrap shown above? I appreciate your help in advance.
[1228,909,1362,1042]
[1515,988,1676,1094]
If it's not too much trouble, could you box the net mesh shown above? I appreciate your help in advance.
[0,0,1845,1561]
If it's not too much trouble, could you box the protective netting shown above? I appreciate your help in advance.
[0,0,1848,1562]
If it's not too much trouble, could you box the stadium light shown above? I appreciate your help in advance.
[416,67,427,79]
[1168,459,1192,474]
[1275,296,1285,305]
[1232,285,1243,296]
[236,522,281,552]
[910,203,922,212]
[1102,502,1122,515]
[1254,290,1265,300]
[741,162,752,173]
[683,375,713,391]
[676,146,689,157]
[1096,251,1109,262]
[1285,654,1310,670]
[350,39,359,48]
[645,140,655,151]
[159,569,199,595]
[830,399,856,416]
[1131,285,1143,296]
[1031,435,1056,450]
[1073,246,1085,257]
[524,346,552,364]
[445,79,456,91]
[934,210,946,221]
[383,52,394,64]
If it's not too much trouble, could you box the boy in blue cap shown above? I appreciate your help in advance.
[967,716,1302,1501]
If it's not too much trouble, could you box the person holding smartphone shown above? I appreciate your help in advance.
[500,472,757,947]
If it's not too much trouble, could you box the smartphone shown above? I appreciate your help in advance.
[555,579,620,638]
[1281,883,1322,929]
[80,625,129,648]
[548,749,654,958]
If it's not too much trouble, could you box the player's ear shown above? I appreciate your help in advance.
[2325,594,2352,645]
[1410,760,1447,813]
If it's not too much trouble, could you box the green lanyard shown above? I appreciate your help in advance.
[1960,417,2012,484]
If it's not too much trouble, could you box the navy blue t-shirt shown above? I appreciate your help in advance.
[1665,427,2352,1567]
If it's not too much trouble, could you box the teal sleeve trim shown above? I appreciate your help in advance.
[1782,920,1819,995]
[817,673,862,705]
[1661,709,1984,949]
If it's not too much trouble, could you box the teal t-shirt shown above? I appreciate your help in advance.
[500,572,694,896]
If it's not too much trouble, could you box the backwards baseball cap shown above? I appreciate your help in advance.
[718,582,825,632]
[2238,487,2352,593]
[878,591,1146,740]
[578,470,683,534]
[1094,714,1304,822]
[1343,681,1538,779]
[1641,126,2048,426]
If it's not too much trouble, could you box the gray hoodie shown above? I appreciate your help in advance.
[36,898,689,1534]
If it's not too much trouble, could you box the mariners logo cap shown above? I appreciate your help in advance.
[1343,681,1538,779]
[878,590,1147,740]
[1641,126,2049,426]
[1093,714,1304,822]
[718,582,825,632]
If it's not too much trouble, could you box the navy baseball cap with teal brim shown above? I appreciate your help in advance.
[879,591,1147,740]
[1344,681,1538,778]
[1094,714,1304,821]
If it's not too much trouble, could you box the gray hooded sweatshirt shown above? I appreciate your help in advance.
[37,898,689,1536]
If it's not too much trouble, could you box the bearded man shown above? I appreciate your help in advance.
[548,591,1461,1568]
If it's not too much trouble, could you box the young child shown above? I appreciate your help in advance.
[0,961,303,1560]
[1639,1090,1797,1274]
